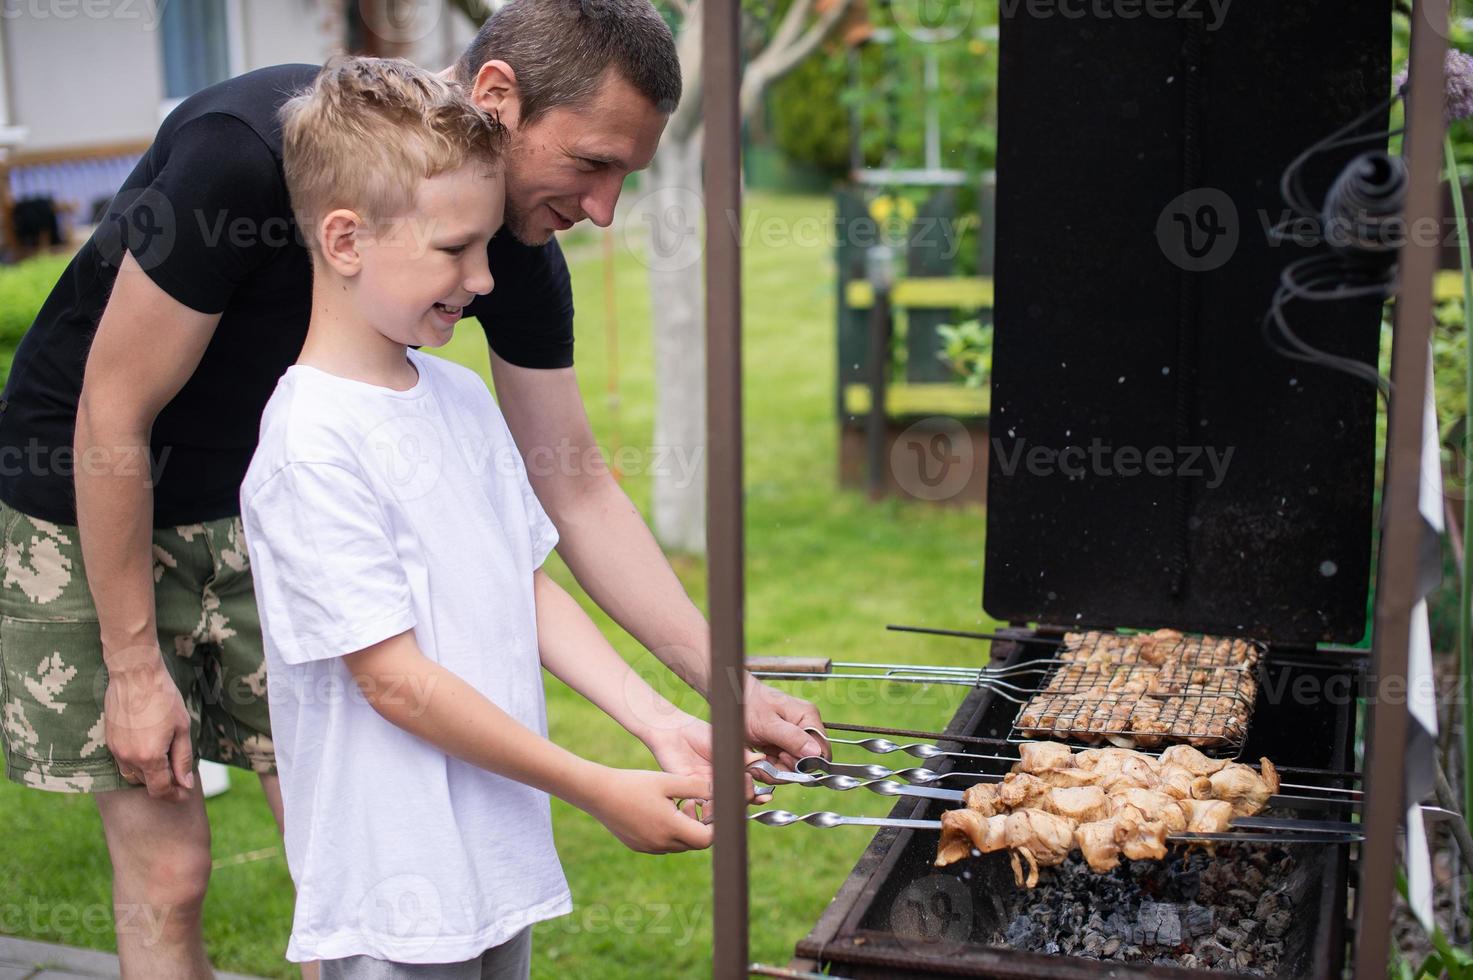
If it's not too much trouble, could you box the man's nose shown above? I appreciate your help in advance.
[581,173,625,229]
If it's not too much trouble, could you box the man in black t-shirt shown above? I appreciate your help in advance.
[0,2,824,976]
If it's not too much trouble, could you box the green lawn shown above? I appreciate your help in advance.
[0,192,996,977]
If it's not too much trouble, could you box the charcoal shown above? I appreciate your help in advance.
[1137,902,1183,946]
[1182,904,1215,938]
[1004,916,1040,948]
[1264,909,1292,939]
[988,841,1300,973]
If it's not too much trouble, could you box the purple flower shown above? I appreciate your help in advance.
[1394,49,1473,122]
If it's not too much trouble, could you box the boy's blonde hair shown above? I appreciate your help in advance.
[280,56,507,251]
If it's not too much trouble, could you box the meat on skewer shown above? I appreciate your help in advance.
[933,741,1281,882]
[938,804,1171,882]
[935,807,1078,886]
[1014,740,1278,812]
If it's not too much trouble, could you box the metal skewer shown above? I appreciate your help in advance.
[748,810,1363,844]
[789,756,1363,810]
[750,762,1364,834]
[813,732,1361,798]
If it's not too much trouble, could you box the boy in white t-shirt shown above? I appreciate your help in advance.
[240,58,734,980]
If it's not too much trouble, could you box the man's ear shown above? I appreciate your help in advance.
[471,59,522,130]
[320,209,365,278]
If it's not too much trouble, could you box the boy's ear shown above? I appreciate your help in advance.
[471,59,522,130]
[320,209,364,277]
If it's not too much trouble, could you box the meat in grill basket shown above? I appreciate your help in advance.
[1015,629,1260,750]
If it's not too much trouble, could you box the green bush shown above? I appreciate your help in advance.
[0,254,69,378]
[769,50,856,179]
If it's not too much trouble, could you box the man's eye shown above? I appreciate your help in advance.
[441,245,468,255]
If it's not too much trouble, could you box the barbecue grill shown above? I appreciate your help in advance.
[753,633,1362,978]
[739,1,1398,976]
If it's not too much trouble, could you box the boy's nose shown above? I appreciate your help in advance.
[465,268,494,294]
[466,260,494,296]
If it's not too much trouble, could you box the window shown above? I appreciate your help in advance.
[160,0,231,100]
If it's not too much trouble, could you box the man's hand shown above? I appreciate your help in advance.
[744,676,829,770]
[644,715,771,815]
[103,653,194,801]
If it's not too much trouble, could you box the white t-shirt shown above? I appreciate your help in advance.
[240,346,571,964]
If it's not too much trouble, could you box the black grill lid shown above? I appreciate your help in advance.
[983,1,1390,644]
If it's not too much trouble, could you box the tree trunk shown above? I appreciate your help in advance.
[643,136,709,554]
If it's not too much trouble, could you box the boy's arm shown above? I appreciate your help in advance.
[343,630,713,854]
[532,571,768,803]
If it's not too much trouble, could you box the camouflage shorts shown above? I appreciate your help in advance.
[0,498,275,793]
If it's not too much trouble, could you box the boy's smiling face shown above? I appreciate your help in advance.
[329,162,505,349]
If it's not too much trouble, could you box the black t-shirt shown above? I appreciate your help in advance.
[0,63,574,527]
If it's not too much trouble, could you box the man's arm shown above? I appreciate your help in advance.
[75,251,220,801]
[343,630,713,854]
[491,353,827,767]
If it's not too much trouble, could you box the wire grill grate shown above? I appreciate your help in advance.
[1011,629,1262,756]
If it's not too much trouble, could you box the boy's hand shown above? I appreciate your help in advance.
[585,768,716,854]
[644,716,772,811]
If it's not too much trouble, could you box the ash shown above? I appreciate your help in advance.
[996,844,1299,974]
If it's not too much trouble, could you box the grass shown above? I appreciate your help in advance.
[0,192,996,977]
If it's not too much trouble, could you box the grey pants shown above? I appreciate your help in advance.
[320,928,532,980]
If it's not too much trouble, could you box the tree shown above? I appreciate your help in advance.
[633,0,857,554]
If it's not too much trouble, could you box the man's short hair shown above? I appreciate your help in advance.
[280,56,507,250]
[456,0,682,124]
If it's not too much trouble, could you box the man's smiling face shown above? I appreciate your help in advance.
[493,67,668,246]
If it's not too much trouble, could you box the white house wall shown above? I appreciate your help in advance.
[238,0,338,73]
[5,4,165,152]
[3,0,482,155]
